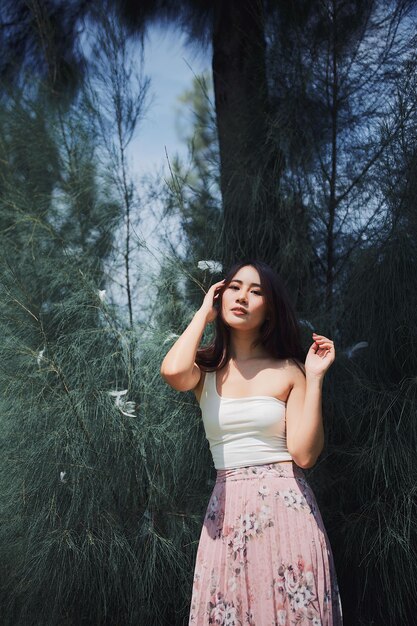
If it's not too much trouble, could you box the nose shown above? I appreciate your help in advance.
[236,290,248,303]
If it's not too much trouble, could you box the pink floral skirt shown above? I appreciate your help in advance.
[188,461,343,626]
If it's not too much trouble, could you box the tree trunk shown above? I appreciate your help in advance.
[212,0,284,269]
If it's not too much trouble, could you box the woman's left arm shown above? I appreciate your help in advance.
[285,333,335,469]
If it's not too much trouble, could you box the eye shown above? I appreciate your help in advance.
[253,291,262,296]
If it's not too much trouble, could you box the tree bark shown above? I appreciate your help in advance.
[212,0,284,269]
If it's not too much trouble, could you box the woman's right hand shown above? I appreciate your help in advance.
[199,279,226,323]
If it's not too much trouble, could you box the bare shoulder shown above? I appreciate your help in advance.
[283,358,306,388]
[265,357,304,402]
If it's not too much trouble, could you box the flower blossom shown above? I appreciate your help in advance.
[37,346,46,366]
[197,260,223,274]
[108,389,137,417]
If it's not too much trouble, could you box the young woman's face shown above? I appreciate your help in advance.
[221,265,268,330]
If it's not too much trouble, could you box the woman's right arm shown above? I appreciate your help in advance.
[160,279,225,392]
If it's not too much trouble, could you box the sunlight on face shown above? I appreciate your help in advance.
[221,265,268,330]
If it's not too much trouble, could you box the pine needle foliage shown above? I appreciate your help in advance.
[1,5,417,625]
[157,17,417,623]
[0,86,219,624]
[149,58,417,623]
[0,260,213,625]
[309,149,417,623]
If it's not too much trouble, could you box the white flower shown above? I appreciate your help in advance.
[60,471,67,483]
[297,584,312,605]
[258,484,270,498]
[246,515,260,537]
[224,603,238,626]
[281,489,298,507]
[108,389,137,417]
[236,512,258,536]
[259,504,271,521]
[293,591,305,610]
[109,389,128,405]
[240,513,252,530]
[231,529,246,554]
[284,568,300,594]
[295,492,307,508]
[197,260,223,273]
[210,604,226,624]
[345,341,368,358]
[288,489,299,505]
[120,400,136,417]
[37,346,46,366]
[97,289,106,301]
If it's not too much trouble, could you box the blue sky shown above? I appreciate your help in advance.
[130,25,211,177]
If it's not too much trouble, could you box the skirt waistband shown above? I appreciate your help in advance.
[215,461,304,483]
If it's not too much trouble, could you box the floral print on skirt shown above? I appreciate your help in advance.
[188,461,343,626]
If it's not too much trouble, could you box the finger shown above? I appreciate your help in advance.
[317,347,334,354]
[312,343,333,355]
[310,341,334,355]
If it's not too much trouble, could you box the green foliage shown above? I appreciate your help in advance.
[162,72,224,311]
[0,263,214,625]
[0,84,216,625]
[1,3,417,625]
[313,162,417,624]
[267,0,417,318]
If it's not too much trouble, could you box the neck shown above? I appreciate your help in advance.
[228,329,269,362]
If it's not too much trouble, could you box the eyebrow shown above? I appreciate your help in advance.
[230,279,262,288]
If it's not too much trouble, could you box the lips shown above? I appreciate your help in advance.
[231,307,248,314]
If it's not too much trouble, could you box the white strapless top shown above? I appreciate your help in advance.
[199,370,293,470]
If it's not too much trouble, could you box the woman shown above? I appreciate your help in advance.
[160,259,343,626]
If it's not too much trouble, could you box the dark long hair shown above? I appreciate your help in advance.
[195,259,306,375]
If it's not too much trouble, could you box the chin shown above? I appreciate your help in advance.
[225,317,255,331]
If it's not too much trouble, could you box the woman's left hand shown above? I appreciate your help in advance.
[305,333,336,378]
